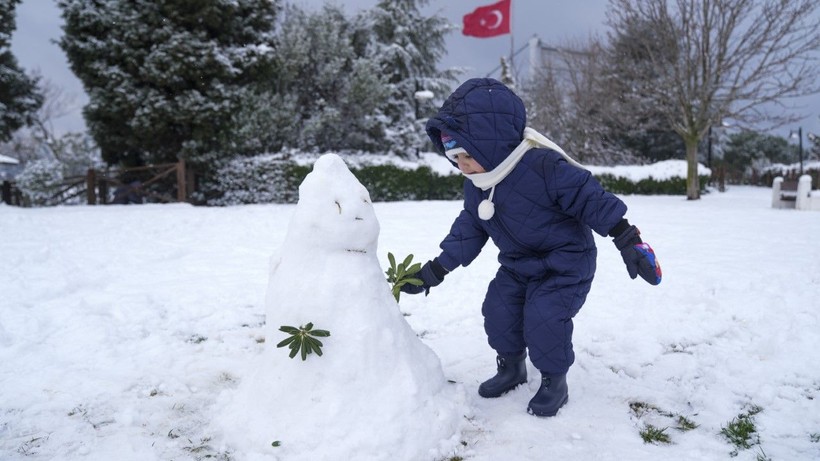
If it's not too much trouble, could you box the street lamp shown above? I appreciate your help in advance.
[707,121,732,169]
[707,121,733,191]
[707,125,713,169]
[789,127,803,175]
[414,89,434,115]
[414,88,434,158]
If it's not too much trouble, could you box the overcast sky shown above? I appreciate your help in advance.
[10,0,819,145]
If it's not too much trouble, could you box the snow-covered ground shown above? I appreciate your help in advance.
[2,173,819,460]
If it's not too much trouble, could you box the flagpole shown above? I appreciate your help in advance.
[463,0,515,77]
[509,0,514,77]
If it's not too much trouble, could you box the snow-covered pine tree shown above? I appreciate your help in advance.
[272,4,390,154]
[366,0,457,157]
[722,130,795,174]
[0,0,43,143]
[602,16,684,164]
[57,0,280,168]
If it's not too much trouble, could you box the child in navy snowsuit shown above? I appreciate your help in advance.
[402,78,661,417]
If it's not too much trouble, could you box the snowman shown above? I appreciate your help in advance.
[216,154,464,460]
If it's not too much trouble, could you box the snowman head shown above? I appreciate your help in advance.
[286,154,379,254]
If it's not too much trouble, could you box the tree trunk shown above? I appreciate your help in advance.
[685,138,700,200]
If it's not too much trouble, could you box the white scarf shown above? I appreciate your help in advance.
[465,127,586,220]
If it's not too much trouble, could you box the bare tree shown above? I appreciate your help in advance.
[29,70,79,145]
[607,0,820,199]
[2,73,80,164]
[1,74,100,177]
[526,38,639,165]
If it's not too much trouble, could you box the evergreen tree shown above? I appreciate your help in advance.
[603,16,684,163]
[366,0,457,156]
[722,130,795,175]
[810,132,820,161]
[58,0,280,167]
[270,1,456,155]
[0,0,43,143]
[272,4,389,153]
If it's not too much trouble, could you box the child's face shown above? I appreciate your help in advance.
[456,152,486,174]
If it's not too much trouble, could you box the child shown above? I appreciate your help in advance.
[402,78,661,417]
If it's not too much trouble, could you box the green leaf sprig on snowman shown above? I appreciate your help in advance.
[276,323,331,361]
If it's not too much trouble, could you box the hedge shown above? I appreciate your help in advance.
[758,166,820,189]
[595,173,712,195]
[206,155,710,205]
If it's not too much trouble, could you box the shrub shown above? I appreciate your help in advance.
[758,164,820,189]
[15,159,65,206]
[351,164,463,201]
[205,154,463,205]
[205,153,710,205]
[207,153,304,205]
[595,173,711,195]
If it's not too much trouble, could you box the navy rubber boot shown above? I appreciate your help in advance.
[527,373,569,417]
[478,351,528,398]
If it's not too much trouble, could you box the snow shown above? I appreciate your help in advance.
[0,154,21,165]
[2,157,820,460]
[290,151,457,177]
[415,89,435,101]
[766,160,820,175]
[586,159,712,182]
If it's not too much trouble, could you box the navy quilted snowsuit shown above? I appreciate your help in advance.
[426,78,627,375]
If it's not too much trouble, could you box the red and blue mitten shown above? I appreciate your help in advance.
[611,220,662,286]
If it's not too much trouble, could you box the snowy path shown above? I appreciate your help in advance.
[1,186,819,460]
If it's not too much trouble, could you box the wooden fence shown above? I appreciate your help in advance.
[1,160,193,207]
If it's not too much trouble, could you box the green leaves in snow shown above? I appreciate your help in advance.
[276,323,331,361]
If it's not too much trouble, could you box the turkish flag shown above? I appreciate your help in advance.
[463,0,511,38]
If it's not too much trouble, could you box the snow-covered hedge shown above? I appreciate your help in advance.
[587,160,712,194]
[14,159,66,206]
[205,152,464,206]
[205,155,718,205]
[759,161,820,188]
[206,153,303,206]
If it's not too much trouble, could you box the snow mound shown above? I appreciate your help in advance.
[586,159,712,182]
[215,153,464,460]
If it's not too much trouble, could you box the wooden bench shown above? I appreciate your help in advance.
[772,175,819,211]
[778,179,799,201]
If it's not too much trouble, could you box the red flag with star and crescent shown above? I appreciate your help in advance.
[462,0,511,38]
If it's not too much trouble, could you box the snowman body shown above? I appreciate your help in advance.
[217,154,463,460]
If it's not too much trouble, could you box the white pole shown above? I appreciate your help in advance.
[528,35,540,84]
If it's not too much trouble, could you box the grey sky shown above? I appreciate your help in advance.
[12,0,87,134]
[10,0,819,143]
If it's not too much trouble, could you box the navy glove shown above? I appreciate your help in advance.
[400,258,448,295]
[611,220,662,285]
